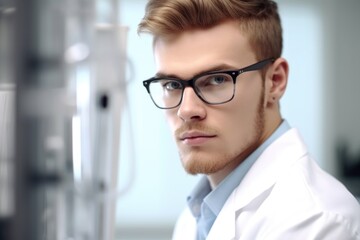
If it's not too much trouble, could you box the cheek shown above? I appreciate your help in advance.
[235,79,264,115]
[222,111,254,143]
[222,87,262,137]
[226,90,259,121]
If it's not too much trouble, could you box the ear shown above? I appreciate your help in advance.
[264,57,289,107]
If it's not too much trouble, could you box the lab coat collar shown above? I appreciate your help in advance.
[206,128,308,240]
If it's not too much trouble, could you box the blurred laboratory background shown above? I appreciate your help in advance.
[0,0,359,239]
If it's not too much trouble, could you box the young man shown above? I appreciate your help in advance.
[138,0,360,239]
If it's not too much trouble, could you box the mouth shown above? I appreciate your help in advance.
[178,131,216,145]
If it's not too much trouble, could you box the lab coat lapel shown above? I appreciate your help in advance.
[233,129,307,210]
[206,193,236,240]
[207,129,307,240]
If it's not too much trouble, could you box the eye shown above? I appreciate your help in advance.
[199,74,231,87]
[210,75,227,85]
[163,80,182,90]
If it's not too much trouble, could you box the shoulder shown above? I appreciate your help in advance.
[234,128,360,239]
[249,158,360,239]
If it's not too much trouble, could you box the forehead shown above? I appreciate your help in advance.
[153,21,256,78]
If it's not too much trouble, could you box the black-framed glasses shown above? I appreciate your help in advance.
[143,58,274,109]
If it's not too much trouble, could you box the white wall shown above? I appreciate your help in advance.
[114,1,360,239]
[278,1,324,167]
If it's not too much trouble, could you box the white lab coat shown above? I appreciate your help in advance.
[172,129,360,240]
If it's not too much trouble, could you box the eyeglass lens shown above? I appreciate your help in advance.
[149,72,235,109]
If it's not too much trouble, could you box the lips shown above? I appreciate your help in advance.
[178,131,216,145]
[179,131,213,140]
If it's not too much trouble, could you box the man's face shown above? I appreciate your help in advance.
[154,21,269,179]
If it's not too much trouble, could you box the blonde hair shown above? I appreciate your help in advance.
[138,0,283,60]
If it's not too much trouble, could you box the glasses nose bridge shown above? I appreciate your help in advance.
[179,78,203,103]
[180,77,197,93]
[181,77,197,89]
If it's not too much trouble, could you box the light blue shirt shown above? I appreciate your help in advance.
[187,120,291,240]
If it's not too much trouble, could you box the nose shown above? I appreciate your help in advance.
[177,87,206,122]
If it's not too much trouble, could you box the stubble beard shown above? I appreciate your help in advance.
[179,92,265,176]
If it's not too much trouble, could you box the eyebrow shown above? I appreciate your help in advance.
[155,63,238,80]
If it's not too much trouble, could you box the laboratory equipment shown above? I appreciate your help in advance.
[0,0,128,239]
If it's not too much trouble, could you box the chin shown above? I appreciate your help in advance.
[181,154,226,175]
